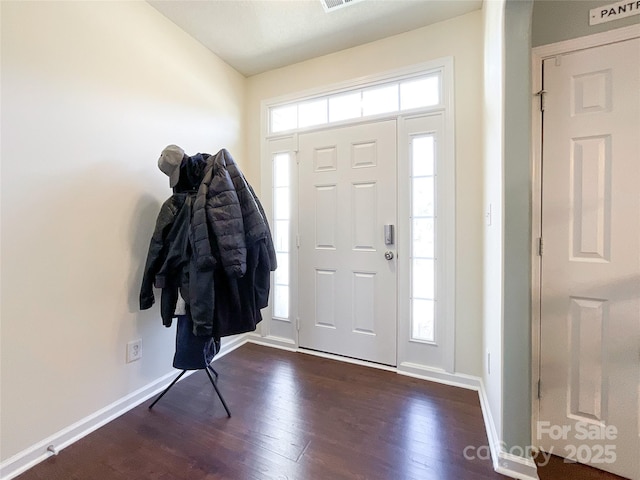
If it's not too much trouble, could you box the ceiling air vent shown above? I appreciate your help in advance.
[321,0,366,13]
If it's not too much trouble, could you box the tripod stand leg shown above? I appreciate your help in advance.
[148,370,187,410]
[205,366,231,418]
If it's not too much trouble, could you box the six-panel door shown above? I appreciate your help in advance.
[298,120,398,366]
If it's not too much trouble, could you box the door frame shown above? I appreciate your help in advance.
[259,58,456,373]
[530,23,640,447]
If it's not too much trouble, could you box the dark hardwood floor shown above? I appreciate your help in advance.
[15,343,625,480]
[535,453,629,480]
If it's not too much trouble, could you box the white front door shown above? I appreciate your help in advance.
[298,120,397,366]
[538,38,640,479]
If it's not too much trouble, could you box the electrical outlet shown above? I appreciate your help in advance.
[127,339,142,363]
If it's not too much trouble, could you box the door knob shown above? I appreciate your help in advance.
[384,251,394,260]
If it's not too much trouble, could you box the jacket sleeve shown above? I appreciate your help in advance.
[192,164,217,271]
[230,169,265,245]
[254,238,272,309]
[206,160,246,278]
[139,197,179,310]
[245,180,277,272]
[222,150,277,272]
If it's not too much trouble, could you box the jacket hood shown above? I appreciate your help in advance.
[173,152,210,193]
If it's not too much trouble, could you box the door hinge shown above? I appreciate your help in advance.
[535,89,547,112]
[296,318,300,331]
[537,237,544,256]
[296,234,300,248]
[537,379,542,399]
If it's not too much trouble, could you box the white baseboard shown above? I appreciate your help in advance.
[397,361,482,390]
[0,333,248,480]
[0,369,182,480]
[477,379,540,480]
[218,332,250,357]
[494,451,540,480]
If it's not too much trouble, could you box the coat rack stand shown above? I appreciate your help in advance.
[148,364,231,417]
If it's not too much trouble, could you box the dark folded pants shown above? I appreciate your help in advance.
[173,314,219,370]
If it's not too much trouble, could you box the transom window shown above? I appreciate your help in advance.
[269,74,440,134]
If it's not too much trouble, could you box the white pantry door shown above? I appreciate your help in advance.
[538,38,640,479]
[298,120,397,366]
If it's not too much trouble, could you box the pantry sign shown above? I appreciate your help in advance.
[590,0,640,24]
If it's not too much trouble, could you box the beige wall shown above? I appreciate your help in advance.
[246,10,484,376]
[0,0,245,461]
[1,1,498,468]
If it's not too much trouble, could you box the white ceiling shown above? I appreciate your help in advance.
[147,0,483,77]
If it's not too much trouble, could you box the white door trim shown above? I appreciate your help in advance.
[530,23,640,446]
[260,58,456,373]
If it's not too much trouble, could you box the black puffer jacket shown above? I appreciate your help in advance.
[191,150,244,277]
[224,153,277,271]
[190,149,277,337]
[192,149,276,272]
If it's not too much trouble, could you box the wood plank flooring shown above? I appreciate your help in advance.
[15,343,625,480]
[535,454,629,480]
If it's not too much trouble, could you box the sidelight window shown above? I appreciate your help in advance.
[410,135,436,342]
[272,152,291,319]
